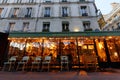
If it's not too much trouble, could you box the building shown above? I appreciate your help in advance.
[0,0,120,70]
[103,3,120,31]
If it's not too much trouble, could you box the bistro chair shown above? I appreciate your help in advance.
[31,56,42,71]
[41,56,51,72]
[16,56,30,71]
[61,56,69,71]
[2,56,17,71]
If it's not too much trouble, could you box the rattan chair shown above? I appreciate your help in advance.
[16,56,29,71]
[31,56,42,71]
[2,56,17,71]
[41,56,51,71]
[61,56,69,71]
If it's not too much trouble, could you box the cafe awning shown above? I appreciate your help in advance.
[9,31,120,38]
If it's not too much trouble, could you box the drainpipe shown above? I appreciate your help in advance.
[34,2,41,32]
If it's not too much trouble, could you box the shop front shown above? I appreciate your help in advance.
[7,31,120,70]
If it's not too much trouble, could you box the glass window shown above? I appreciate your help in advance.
[106,39,120,62]
[25,8,32,17]
[44,7,50,17]
[60,39,78,65]
[83,21,92,31]
[79,0,85,2]
[11,8,19,18]
[23,22,29,32]
[80,6,88,16]
[8,38,43,58]
[9,23,15,32]
[95,39,107,62]
[42,22,50,32]
[14,0,22,3]
[2,0,8,3]
[117,23,120,29]
[62,0,67,2]
[62,21,69,32]
[29,0,34,3]
[62,7,68,17]
[45,0,51,2]
[43,39,59,64]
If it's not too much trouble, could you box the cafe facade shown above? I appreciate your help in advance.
[6,31,120,69]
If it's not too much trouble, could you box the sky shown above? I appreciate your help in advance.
[95,0,120,14]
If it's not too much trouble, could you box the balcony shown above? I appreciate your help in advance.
[84,28,93,31]
[62,0,67,2]
[42,29,49,32]
[82,13,88,16]
[25,15,31,18]
[11,15,17,18]
[62,29,69,32]
[62,14,68,17]
[79,0,85,2]
[44,14,50,17]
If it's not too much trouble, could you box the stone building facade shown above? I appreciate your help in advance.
[103,3,120,31]
[0,0,100,33]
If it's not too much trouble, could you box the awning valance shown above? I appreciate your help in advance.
[8,31,120,38]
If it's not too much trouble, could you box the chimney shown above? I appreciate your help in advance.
[111,2,119,9]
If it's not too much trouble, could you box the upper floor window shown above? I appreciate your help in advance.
[79,0,85,2]
[42,22,50,32]
[45,0,51,2]
[80,6,88,16]
[44,7,51,17]
[62,0,67,2]
[2,0,8,3]
[9,23,15,32]
[112,26,114,31]
[29,0,34,3]
[11,8,19,18]
[25,8,32,18]
[23,22,29,32]
[14,0,22,3]
[62,7,68,17]
[117,23,120,29]
[83,21,92,31]
[62,21,69,32]
[0,8,3,16]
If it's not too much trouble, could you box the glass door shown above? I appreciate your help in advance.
[78,38,96,67]
[60,39,78,69]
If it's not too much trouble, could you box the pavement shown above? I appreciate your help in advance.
[0,68,120,80]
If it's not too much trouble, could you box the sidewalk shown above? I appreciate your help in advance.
[0,69,120,80]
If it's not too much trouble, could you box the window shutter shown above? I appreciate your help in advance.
[17,8,22,17]
[41,7,44,17]
[24,8,27,17]
[79,6,82,16]
[51,7,53,17]
[87,6,90,16]
[59,7,61,17]
[68,6,71,16]
[8,8,14,18]
[1,8,7,18]
[31,7,35,17]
